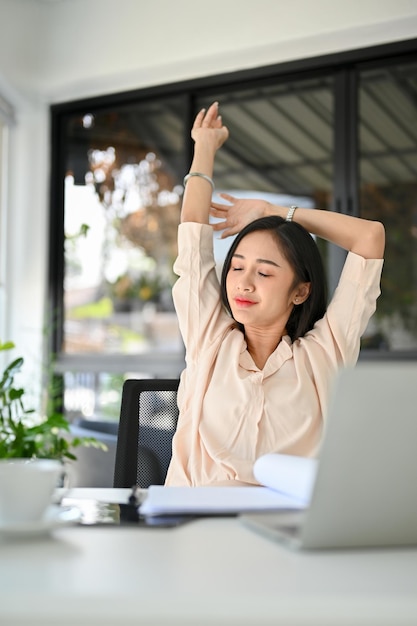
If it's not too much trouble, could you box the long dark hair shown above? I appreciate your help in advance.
[220,215,327,341]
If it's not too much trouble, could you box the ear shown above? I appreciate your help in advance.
[293,282,311,305]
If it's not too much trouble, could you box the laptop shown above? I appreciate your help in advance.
[240,361,417,549]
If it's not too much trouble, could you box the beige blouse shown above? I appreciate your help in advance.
[165,223,384,487]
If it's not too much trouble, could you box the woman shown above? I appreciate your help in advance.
[165,102,385,487]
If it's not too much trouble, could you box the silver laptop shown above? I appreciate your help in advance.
[240,361,417,549]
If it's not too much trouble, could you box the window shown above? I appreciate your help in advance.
[50,40,417,424]
[358,60,417,351]
[0,93,14,349]
[51,96,188,422]
[62,97,185,360]
[0,119,6,343]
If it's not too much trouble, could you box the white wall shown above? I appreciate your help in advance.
[0,0,416,398]
[2,0,417,103]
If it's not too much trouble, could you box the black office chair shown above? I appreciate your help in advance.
[113,378,179,488]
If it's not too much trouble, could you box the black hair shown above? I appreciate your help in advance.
[220,215,327,341]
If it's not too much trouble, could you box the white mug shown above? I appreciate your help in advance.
[0,459,64,524]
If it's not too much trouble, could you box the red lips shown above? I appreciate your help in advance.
[234,297,257,308]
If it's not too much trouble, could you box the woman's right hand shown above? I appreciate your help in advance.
[210,194,273,238]
[191,102,229,152]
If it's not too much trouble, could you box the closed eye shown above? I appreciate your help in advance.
[258,272,270,278]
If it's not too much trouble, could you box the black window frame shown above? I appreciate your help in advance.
[49,37,417,369]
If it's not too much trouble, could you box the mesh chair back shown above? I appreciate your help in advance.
[113,379,179,488]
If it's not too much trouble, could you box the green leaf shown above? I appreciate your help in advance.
[0,341,15,352]
[3,357,24,377]
[9,387,25,401]
[0,339,108,462]
[79,223,90,237]
[71,436,108,451]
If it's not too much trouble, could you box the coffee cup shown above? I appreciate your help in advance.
[0,459,64,525]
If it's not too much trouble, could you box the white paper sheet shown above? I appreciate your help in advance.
[139,485,306,517]
[253,454,318,505]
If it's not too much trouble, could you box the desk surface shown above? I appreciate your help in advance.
[1,488,417,626]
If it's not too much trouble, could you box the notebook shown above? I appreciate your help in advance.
[240,361,417,550]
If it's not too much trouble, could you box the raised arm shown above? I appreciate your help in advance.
[211,195,385,260]
[180,102,229,224]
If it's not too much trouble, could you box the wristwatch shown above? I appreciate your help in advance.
[286,205,297,222]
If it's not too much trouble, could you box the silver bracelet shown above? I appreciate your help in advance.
[286,205,298,222]
[183,172,214,190]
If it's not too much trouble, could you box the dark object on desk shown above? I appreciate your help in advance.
[113,379,179,488]
[62,497,191,528]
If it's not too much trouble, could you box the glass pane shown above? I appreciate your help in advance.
[359,61,417,352]
[196,77,334,288]
[0,121,7,349]
[64,98,185,358]
[62,97,186,421]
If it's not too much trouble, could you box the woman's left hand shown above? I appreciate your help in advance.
[210,193,271,238]
[191,102,229,151]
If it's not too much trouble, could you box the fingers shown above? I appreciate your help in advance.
[194,102,221,129]
[210,210,239,237]
[210,194,236,211]
[210,221,237,238]
[220,227,238,239]
[213,114,223,129]
[192,102,229,145]
[210,202,229,213]
[219,192,236,203]
[197,102,218,128]
[211,221,226,231]
[193,107,210,129]
[203,101,219,124]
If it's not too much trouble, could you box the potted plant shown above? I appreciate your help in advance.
[0,340,106,461]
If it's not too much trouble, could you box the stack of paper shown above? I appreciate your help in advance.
[139,454,317,517]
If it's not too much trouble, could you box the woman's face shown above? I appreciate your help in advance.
[226,230,309,331]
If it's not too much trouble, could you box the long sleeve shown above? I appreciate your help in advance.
[172,222,232,370]
[166,225,384,487]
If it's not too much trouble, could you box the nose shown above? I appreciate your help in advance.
[237,277,254,292]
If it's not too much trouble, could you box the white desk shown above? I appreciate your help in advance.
[1,488,417,626]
